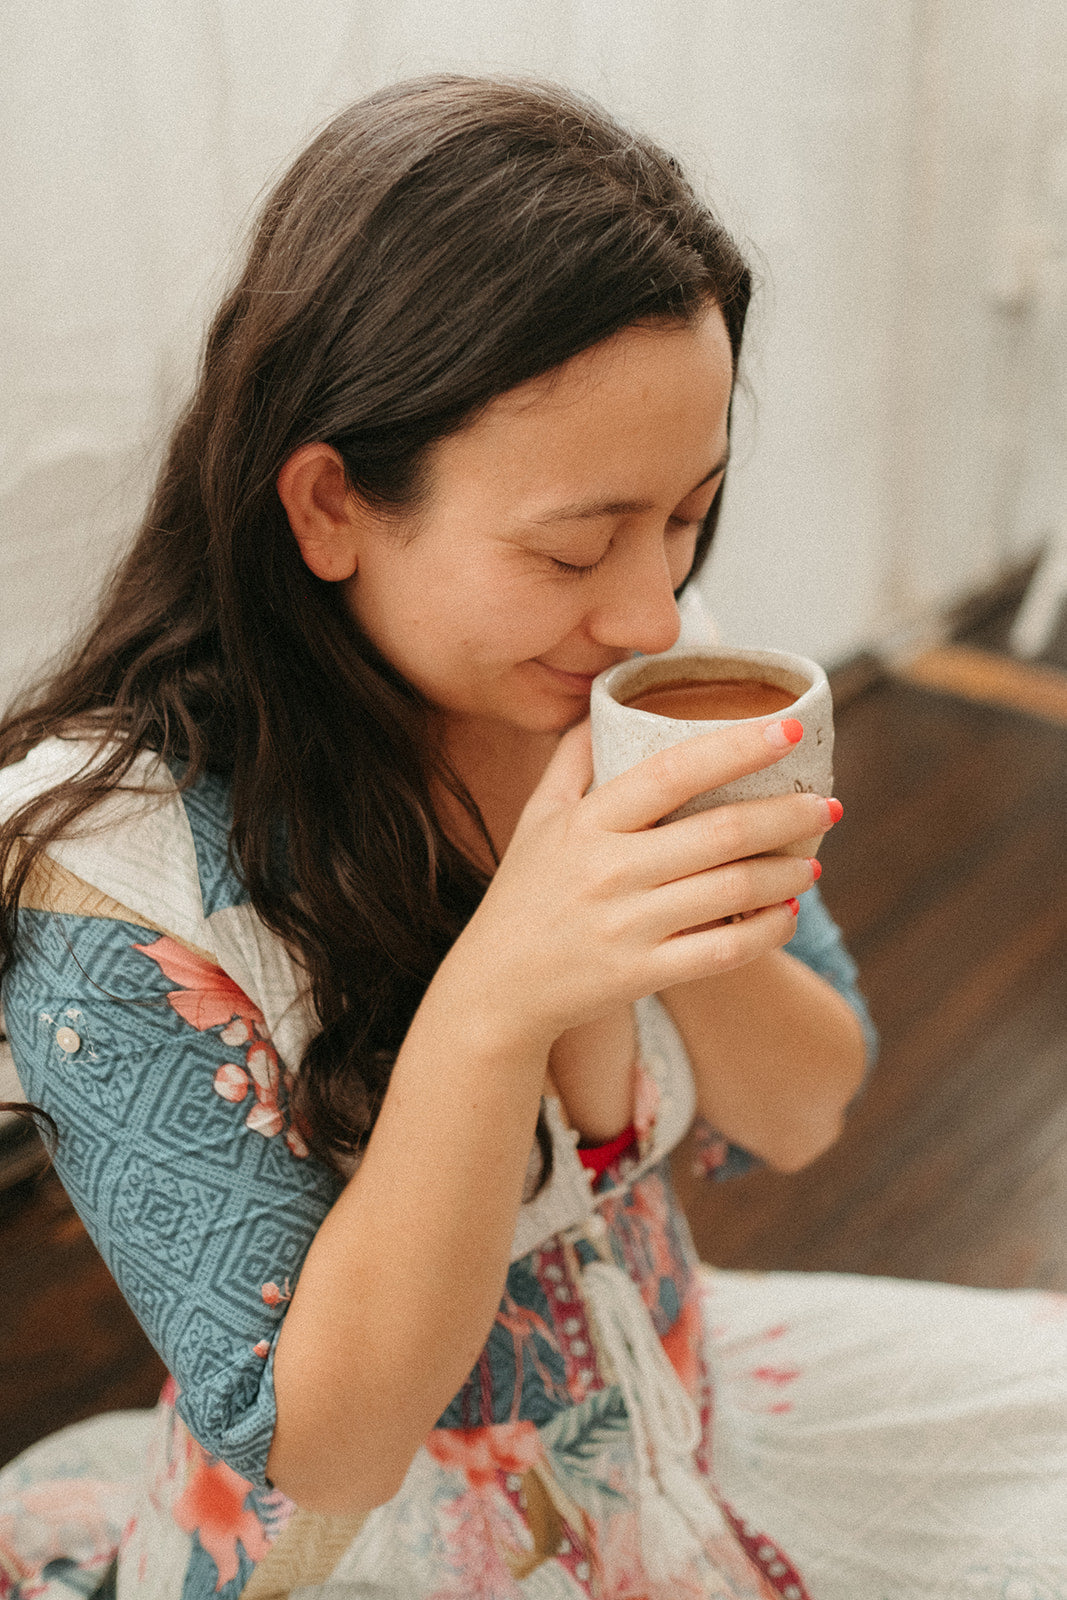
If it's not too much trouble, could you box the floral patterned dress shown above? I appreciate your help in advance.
[1,738,1066,1600]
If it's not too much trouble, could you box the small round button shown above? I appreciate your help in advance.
[55,1027,81,1054]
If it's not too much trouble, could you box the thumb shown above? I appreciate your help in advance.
[527,718,594,813]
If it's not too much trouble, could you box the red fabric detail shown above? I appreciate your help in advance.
[720,1497,813,1598]
[576,1123,637,1180]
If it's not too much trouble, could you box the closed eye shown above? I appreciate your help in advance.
[552,513,700,575]
[551,552,610,577]
[671,473,725,530]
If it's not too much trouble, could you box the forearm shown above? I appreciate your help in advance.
[547,1006,637,1143]
[660,947,867,1172]
[266,727,850,1508]
[267,960,550,1514]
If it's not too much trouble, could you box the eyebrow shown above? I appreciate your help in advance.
[528,451,731,526]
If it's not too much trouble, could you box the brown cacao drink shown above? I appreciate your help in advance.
[591,645,834,844]
[624,675,796,722]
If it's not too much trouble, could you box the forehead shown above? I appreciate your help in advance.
[423,307,734,516]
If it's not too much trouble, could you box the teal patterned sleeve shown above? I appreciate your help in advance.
[2,907,343,1485]
[702,883,878,1181]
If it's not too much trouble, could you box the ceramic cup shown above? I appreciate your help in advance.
[589,647,834,856]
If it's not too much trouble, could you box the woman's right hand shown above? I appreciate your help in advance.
[441,716,836,1052]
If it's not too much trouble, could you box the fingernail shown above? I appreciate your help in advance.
[823,797,844,826]
[808,857,822,882]
[763,718,804,749]
[786,897,800,916]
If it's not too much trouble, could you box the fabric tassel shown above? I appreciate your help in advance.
[634,1475,706,1580]
[657,1457,728,1542]
[581,1259,726,1578]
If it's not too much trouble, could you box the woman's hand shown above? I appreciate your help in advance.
[441,716,836,1053]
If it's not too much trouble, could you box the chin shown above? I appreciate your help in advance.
[498,697,587,736]
[534,703,591,736]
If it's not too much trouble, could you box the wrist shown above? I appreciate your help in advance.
[422,940,557,1063]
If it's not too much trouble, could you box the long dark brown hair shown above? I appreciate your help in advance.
[0,75,752,1165]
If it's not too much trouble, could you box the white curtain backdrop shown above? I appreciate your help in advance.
[2,0,1065,706]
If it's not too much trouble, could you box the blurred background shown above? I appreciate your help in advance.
[3,0,1067,684]
[2,1,1067,1465]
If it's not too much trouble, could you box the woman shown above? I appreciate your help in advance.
[1,76,1064,1600]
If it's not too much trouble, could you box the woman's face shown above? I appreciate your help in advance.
[343,303,734,740]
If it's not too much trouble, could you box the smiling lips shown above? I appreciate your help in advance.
[535,660,616,694]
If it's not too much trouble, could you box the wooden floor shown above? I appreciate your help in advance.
[677,585,1067,1286]
[3,587,1067,1470]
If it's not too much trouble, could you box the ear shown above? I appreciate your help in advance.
[277,442,369,582]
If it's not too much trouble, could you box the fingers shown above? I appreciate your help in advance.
[651,899,801,988]
[643,852,817,941]
[590,717,805,833]
[636,790,839,886]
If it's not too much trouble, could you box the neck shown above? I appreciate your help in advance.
[431,714,561,868]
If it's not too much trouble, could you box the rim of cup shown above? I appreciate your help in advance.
[593,648,829,726]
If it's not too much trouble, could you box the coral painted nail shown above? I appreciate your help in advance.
[763,718,804,749]
[808,858,822,881]
[824,797,844,825]
[786,897,800,916]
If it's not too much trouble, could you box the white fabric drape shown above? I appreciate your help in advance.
[2,1,1066,707]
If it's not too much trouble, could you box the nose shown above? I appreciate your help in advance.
[586,541,682,656]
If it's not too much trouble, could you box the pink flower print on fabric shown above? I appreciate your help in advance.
[260,1278,292,1309]
[250,1277,294,1356]
[213,1063,248,1103]
[284,1124,310,1159]
[171,1455,272,1589]
[424,1430,551,1591]
[243,1041,283,1138]
[137,1407,294,1594]
[426,1480,539,1599]
[0,1477,138,1595]
[133,936,308,1155]
[425,1421,542,1488]
[132,937,264,1034]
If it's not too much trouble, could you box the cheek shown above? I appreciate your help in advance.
[347,540,587,671]
[347,545,456,637]
[468,568,582,660]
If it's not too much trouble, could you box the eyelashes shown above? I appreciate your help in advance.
[551,553,610,577]
[550,517,700,578]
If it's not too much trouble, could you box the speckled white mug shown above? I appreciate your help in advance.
[590,647,834,855]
